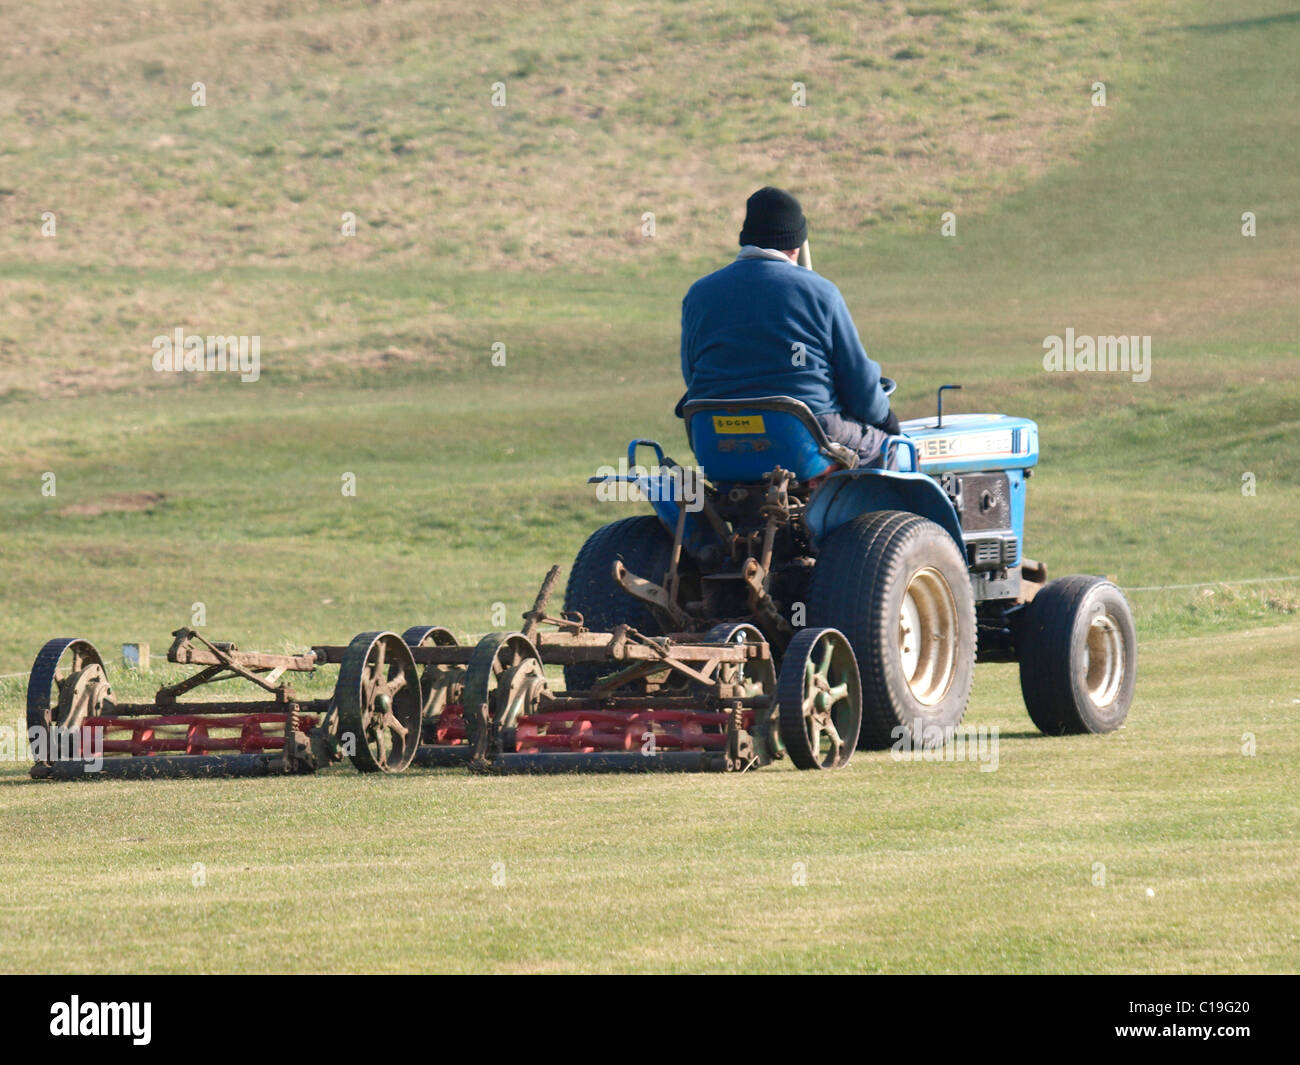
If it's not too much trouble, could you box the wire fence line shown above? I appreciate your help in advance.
[1122,576,1300,592]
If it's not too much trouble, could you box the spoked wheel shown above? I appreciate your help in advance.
[27,638,113,761]
[462,632,547,759]
[401,624,457,654]
[401,625,465,743]
[776,627,862,770]
[335,631,423,773]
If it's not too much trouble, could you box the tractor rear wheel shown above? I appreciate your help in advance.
[1018,576,1136,734]
[807,510,975,750]
[562,515,676,692]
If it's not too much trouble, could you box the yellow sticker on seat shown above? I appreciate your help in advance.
[712,414,766,434]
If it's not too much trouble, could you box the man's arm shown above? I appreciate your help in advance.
[675,294,694,419]
[680,294,694,389]
[828,289,892,428]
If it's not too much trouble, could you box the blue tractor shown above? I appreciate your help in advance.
[570,383,1137,752]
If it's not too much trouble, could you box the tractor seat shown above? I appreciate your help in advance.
[682,397,858,484]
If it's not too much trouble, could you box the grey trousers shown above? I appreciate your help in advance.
[815,411,896,470]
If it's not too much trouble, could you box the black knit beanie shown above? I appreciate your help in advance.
[738,186,808,249]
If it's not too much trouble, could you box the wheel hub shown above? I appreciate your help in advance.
[898,566,958,706]
[56,664,111,731]
[1083,612,1124,708]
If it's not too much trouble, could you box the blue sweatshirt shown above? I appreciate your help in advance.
[679,257,891,427]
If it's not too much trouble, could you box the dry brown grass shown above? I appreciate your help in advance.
[0,0,1167,274]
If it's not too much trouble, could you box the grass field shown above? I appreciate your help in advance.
[0,0,1297,973]
[1,622,1296,973]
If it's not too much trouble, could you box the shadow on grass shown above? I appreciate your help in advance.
[1183,11,1300,33]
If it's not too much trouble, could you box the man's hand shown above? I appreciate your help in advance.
[877,409,901,437]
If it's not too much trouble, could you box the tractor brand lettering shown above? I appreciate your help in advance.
[917,430,1014,463]
[1042,329,1151,383]
[49,996,151,1045]
[152,327,261,382]
[712,414,766,434]
[592,459,705,512]
[889,724,999,771]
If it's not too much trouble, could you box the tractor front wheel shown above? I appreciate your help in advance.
[1018,576,1136,734]
[807,510,975,750]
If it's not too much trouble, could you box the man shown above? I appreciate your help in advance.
[678,186,899,468]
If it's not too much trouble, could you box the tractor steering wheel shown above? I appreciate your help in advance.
[881,376,897,397]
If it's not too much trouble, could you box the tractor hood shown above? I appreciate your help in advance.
[899,413,1039,474]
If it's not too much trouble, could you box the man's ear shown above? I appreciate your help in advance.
[797,240,812,269]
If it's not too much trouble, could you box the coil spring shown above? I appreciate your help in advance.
[283,705,302,771]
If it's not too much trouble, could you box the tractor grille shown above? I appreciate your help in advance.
[965,534,1018,571]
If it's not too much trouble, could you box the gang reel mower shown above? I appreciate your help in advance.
[410,567,863,773]
[450,619,860,774]
[402,567,865,773]
[26,566,860,779]
[25,628,425,779]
